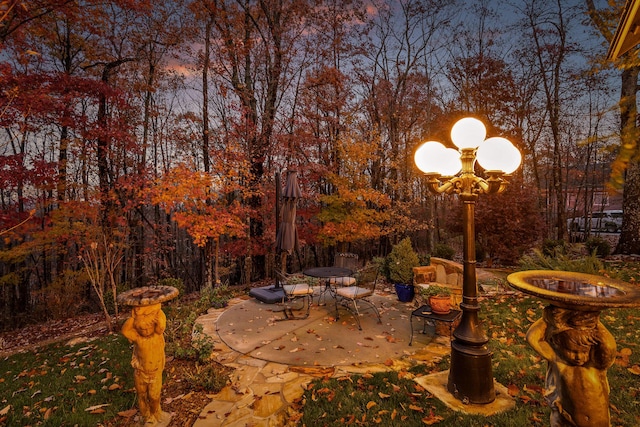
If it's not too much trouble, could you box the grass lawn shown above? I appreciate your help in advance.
[0,286,235,426]
[0,333,136,425]
[290,292,640,426]
[1,270,640,426]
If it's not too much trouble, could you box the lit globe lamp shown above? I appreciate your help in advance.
[414,117,521,405]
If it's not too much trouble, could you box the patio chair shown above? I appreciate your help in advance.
[328,252,358,286]
[275,271,314,320]
[334,264,382,330]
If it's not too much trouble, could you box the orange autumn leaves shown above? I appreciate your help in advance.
[150,163,247,247]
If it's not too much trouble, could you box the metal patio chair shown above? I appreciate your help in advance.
[275,270,314,320]
[334,264,382,330]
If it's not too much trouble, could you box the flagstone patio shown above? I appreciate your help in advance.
[193,284,514,426]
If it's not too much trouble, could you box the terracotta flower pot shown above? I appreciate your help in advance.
[428,295,451,314]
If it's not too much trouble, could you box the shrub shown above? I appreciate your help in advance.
[585,237,611,258]
[182,361,231,392]
[164,285,234,362]
[419,284,452,297]
[432,243,455,260]
[159,277,185,299]
[518,249,604,275]
[418,253,431,266]
[541,239,567,257]
[387,238,420,284]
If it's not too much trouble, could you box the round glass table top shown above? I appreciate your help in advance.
[303,267,354,278]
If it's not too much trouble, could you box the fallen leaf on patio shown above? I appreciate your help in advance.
[291,336,298,342]
[520,395,535,404]
[85,404,110,412]
[307,329,315,334]
[507,384,519,396]
[422,412,444,424]
[531,413,544,423]
[616,348,632,367]
[366,401,377,409]
[333,345,344,349]
[261,340,271,345]
[398,370,414,380]
[385,335,396,343]
[289,347,304,353]
[627,365,640,375]
[524,384,543,394]
[42,407,53,420]
[118,409,137,418]
[274,345,285,350]
[384,359,394,366]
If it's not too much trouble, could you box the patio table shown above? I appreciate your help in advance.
[303,266,354,305]
[409,304,461,345]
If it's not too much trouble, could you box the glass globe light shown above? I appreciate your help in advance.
[476,137,522,174]
[451,117,487,149]
[439,148,463,176]
[414,141,447,174]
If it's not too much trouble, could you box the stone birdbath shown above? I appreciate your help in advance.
[507,270,640,427]
[117,286,179,426]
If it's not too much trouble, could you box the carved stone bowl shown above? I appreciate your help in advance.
[117,286,179,307]
[507,270,640,311]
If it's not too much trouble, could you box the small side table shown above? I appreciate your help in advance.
[409,304,461,346]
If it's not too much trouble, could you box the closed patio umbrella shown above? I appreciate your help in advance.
[275,170,302,273]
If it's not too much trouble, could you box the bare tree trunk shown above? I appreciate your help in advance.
[615,67,640,254]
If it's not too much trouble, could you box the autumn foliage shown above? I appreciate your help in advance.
[0,0,633,327]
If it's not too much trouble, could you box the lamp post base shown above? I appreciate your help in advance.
[447,340,496,404]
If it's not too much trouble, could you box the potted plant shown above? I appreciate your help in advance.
[419,284,452,314]
[387,238,420,302]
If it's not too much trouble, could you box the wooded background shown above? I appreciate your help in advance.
[1,0,639,329]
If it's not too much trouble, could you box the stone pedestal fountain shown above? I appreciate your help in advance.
[117,286,179,426]
[508,270,640,427]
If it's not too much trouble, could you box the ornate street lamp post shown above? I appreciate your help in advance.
[414,117,521,404]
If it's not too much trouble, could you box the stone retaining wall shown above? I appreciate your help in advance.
[412,257,464,308]
[413,257,463,288]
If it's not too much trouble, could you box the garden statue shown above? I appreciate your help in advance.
[118,286,179,426]
[527,306,616,427]
[508,270,640,427]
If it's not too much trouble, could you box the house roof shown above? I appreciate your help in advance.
[608,0,640,60]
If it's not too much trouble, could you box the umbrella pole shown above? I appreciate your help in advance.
[281,252,287,274]
[275,172,282,287]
